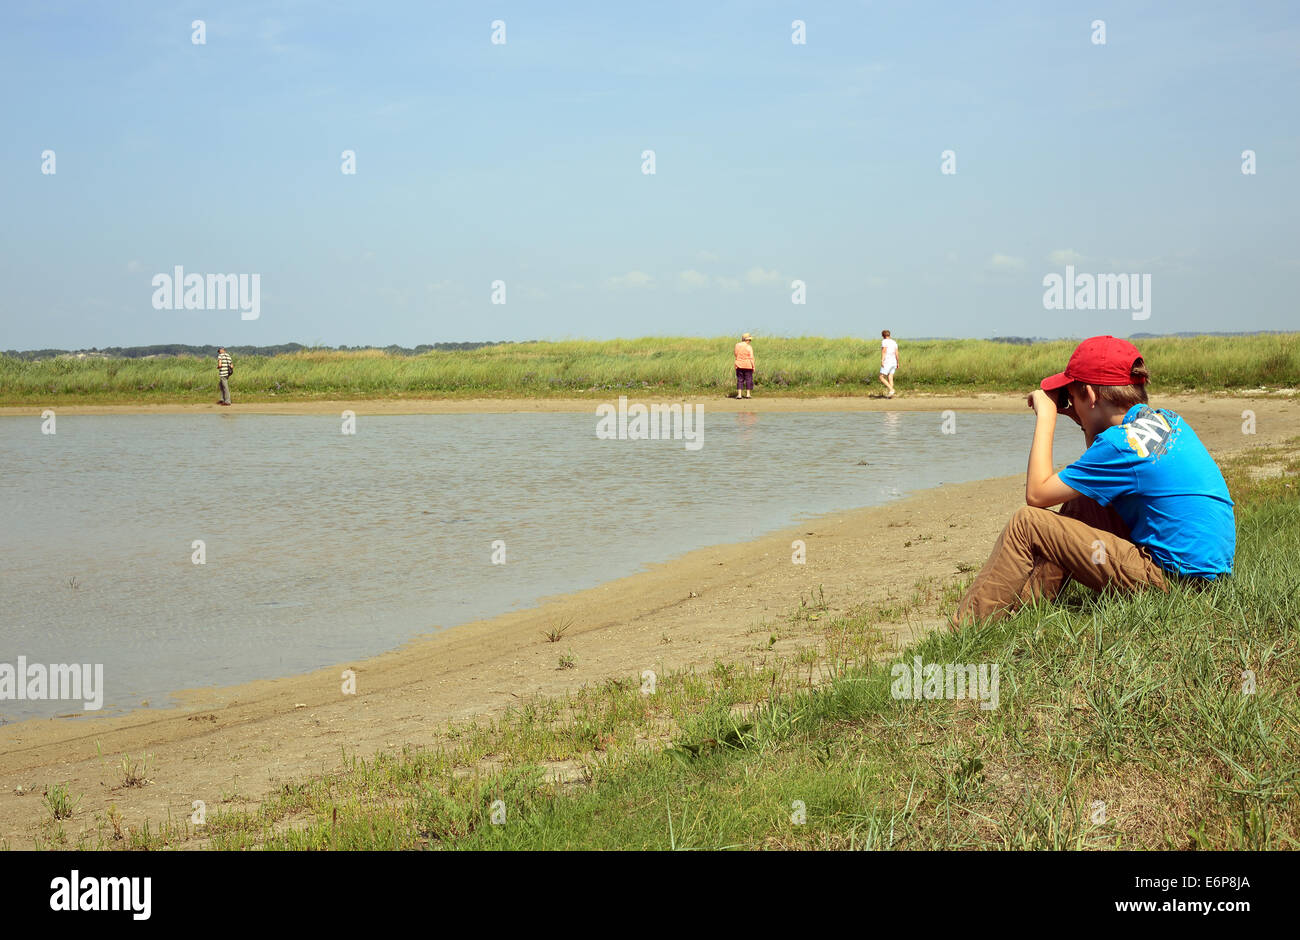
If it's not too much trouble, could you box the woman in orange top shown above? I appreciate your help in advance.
[734,332,755,399]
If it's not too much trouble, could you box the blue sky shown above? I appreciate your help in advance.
[2,1,1296,349]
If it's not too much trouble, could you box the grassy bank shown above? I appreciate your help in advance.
[35,441,1299,850]
[3,334,1298,405]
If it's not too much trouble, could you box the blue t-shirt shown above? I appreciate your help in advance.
[1057,406,1235,578]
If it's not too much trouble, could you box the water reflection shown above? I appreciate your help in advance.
[881,410,902,438]
[734,411,759,442]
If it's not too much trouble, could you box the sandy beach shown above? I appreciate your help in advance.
[1,389,1295,418]
[3,393,1029,417]
[1,392,1294,845]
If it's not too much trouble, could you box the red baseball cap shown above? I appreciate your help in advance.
[1040,336,1145,391]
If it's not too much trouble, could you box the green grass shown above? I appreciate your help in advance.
[42,784,81,821]
[47,439,1296,851]
[3,334,1297,405]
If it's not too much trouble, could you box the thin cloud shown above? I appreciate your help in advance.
[744,266,782,285]
[1048,249,1085,265]
[605,271,654,289]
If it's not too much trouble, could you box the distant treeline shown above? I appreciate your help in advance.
[1130,331,1295,339]
[1,342,508,361]
[989,331,1292,345]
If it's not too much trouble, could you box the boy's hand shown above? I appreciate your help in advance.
[1027,389,1056,415]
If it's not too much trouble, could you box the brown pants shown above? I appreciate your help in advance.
[955,496,1167,625]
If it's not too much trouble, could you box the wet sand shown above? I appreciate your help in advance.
[3,389,1288,417]
[0,393,1294,845]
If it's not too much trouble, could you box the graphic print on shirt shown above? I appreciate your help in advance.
[1122,406,1176,459]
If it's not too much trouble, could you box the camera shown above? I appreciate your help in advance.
[1056,388,1072,411]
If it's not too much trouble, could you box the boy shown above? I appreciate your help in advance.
[953,335,1235,626]
[879,330,899,398]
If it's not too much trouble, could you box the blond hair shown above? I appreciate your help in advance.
[1072,359,1149,409]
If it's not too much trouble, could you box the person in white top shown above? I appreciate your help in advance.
[878,330,899,398]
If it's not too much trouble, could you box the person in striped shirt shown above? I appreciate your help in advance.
[216,348,233,405]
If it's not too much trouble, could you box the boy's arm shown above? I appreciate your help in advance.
[1025,390,1081,508]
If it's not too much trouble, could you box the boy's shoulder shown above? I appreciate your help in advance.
[1096,405,1183,460]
